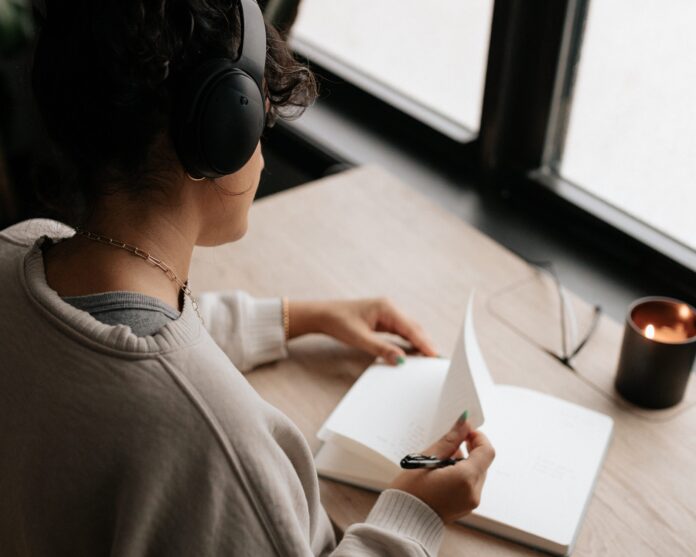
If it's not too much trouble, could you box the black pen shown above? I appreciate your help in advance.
[400,454,466,469]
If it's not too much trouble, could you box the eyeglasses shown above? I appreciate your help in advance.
[530,260,601,370]
[489,257,602,372]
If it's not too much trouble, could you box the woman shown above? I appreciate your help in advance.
[0,1,494,555]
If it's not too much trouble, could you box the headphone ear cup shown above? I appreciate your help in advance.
[174,60,266,179]
[198,70,265,177]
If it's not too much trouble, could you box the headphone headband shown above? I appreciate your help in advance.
[237,0,266,93]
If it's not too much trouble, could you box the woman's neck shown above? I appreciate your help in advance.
[43,201,197,312]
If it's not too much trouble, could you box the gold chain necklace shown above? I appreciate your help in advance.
[73,226,203,324]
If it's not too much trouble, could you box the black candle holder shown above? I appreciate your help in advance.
[615,297,696,409]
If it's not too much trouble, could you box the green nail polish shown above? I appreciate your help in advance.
[396,355,406,365]
[457,410,469,423]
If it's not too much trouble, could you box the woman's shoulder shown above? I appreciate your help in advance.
[160,337,287,440]
[158,338,312,472]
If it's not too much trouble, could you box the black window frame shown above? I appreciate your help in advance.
[478,0,696,296]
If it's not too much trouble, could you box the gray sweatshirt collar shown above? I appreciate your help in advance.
[21,235,202,355]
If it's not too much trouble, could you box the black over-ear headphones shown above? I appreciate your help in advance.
[173,0,267,180]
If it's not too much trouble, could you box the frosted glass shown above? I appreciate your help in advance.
[291,0,493,134]
[561,0,696,251]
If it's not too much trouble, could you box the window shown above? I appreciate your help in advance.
[285,0,696,287]
[554,0,696,252]
[290,0,494,141]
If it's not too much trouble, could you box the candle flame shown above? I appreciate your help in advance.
[645,324,655,339]
[679,304,691,320]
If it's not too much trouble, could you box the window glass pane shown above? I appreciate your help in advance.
[560,0,696,251]
[291,0,494,139]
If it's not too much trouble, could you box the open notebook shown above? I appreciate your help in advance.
[315,296,614,556]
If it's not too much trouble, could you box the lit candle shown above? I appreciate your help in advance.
[644,322,689,343]
[615,297,696,409]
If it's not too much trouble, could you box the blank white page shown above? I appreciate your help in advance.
[429,295,494,441]
[318,358,448,465]
[468,385,614,551]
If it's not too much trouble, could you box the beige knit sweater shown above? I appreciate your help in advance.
[0,219,444,556]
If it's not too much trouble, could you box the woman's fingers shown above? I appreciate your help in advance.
[376,299,438,357]
[314,298,438,364]
[465,430,496,472]
[348,324,406,365]
[389,414,495,524]
[424,413,471,459]
[422,417,494,473]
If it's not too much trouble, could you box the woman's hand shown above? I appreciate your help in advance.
[288,298,438,365]
[389,417,495,523]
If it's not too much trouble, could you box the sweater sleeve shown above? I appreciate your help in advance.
[330,489,445,556]
[196,290,288,372]
[193,291,445,555]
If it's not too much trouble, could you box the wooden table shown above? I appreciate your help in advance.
[190,166,695,556]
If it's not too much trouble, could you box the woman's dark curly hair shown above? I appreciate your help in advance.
[31,0,317,225]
